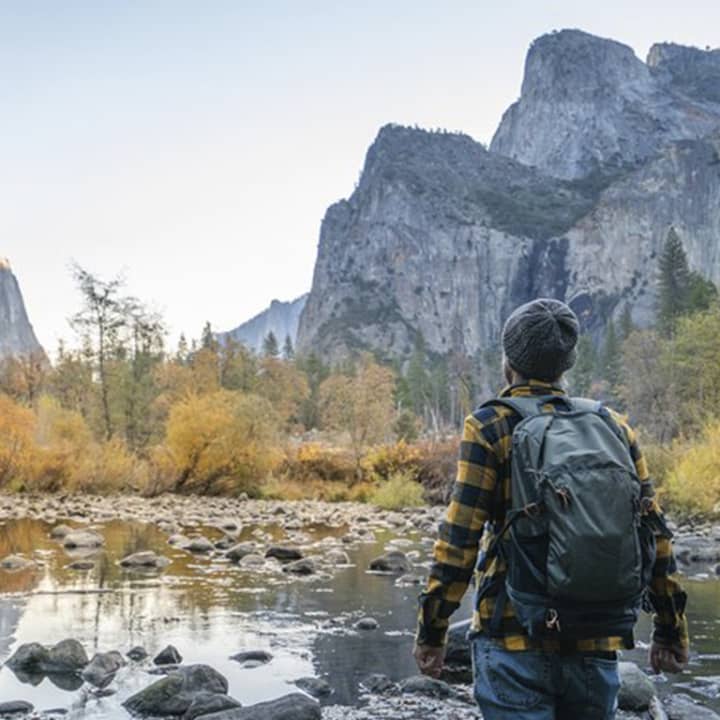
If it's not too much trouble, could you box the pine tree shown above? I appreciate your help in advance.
[619,304,634,340]
[657,227,691,336]
[601,319,622,395]
[201,322,218,352]
[283,334,295,360]
[176,333,189,364]
[262,331,280,358]
[570,334,596,396]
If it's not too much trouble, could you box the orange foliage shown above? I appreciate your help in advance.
[0,393,35,487]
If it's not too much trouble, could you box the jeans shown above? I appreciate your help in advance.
[471,635,620,720]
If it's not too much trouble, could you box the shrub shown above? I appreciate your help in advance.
[415,439,459,504]
[370,471,426,510]
[164,390,281,495]
[0,393,35,488]
[361,441,422,481]
[279,443,356,484]
[664,421,720,519]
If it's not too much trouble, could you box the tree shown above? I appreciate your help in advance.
[201,322,218,352]
[164,390,280,495]
[255,356,310,430]
[0,394,35,488]
[283,335,295,360]
[295,353,329,429]
[657,228,691,336]
[600,319,623,403]
[619,304,634,340]
[569,335,596,396]
[319,354,396,473]
[70,265,127,439]
[687,272,718,314]
[262,331,280,358]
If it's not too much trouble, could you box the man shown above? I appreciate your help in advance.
[414,298,688,720]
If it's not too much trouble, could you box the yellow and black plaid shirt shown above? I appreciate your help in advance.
[418,381,689,652]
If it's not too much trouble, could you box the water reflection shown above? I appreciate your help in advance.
[0,517,718,716]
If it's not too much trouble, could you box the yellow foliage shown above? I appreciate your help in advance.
[664,421,720,518]
[370,471,426,510]
[164,390,281,495]
[256,358,310,429]
[0,393,36,488]
[280,443,356,484]
[361,441,422,481]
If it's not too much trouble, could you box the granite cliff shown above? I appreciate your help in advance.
[0,259,44,359]
[296,30,720,363]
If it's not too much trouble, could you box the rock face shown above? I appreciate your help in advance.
[296,31,720,364]
[491,30,720,180]
[0,260,44,359]
[218,294,308,354]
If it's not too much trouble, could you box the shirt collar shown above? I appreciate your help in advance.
[499,379,567,398]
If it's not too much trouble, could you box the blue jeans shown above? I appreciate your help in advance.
[471,635,620,720]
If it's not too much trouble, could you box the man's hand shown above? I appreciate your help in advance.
[649,641,689,674]
[413,643,445,678]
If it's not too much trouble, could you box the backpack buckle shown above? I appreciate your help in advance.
[523,502,542,518]
[545,608,561,633]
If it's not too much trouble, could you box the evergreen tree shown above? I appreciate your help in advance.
[201,322,218,352]
[283,334,295,360]
[570,334,596,396]
[176,333,189,364]
[262,331,280,358]
[619,304,634,340]
[657,227,691,335]
[601,319,622,395]
[687,272,718,314]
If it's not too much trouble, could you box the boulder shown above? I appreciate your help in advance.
[225,543,256,563]
[369,551,411,574]
[49,524,73,539]
[183,693,242,720]
[229,650,273,667]
[119,551,170,569]
[325,550,350,565]
[283,559,315,575]
[360,674,398,695]
[63,530,104,549]
[294,677,332,698]
[0,555,35,571]
[665,693,720,719]
[194,693,320,720]
[265,546,303,562]
[354,617,379,631]
[0,701,34,716]
[238,554,265,568]
[154,645,183,665]
[186,537,215,553]
[6,639,88,674]
[127,646,148,661]
[399,675,452,698]
[123,664,229,717]
[618,662,656,711]
[82,651,125,688]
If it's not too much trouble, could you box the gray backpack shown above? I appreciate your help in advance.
[484,395,656,641]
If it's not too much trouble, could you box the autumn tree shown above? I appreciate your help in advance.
[255,357,310,430]
[319,354,396,472]
[0,394,35,488]
[164,390,280,495]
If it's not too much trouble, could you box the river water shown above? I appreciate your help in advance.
[0,515,718,717]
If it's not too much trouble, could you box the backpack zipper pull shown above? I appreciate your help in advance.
[545,608,561,633]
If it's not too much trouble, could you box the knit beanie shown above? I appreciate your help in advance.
[502,298,579,382]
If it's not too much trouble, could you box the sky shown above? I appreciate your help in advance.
[1,1,719,354]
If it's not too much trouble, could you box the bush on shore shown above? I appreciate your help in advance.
[369,470,425,510]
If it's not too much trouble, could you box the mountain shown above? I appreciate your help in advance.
[296,30,720,365]
[218,294,308,353]
[0,259,44,359]
[491,29,720,180]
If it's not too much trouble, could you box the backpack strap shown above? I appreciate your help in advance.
[481,394,572,419]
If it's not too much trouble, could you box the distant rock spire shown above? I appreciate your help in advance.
[0,260,44,359]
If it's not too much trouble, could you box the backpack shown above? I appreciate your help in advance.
[481,395,656,642]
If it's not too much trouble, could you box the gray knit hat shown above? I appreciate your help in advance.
[502,298,579,382]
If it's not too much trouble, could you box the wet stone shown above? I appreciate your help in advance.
[127,646,148,661]
[361,673,398,695]
[354,617,379,631]
[119,551,170,568]
[0,554,35,571]
[230,650,273,667]
[226,543,257,562]
[182,692,242,720]
[154,644,183,665]
[399,675,453,698]
[294,676,332,697]
[82,650,126,688]
[62,530,104,549]
[618,662,656,711]
[284,558,315,575]
[186,536,215,553]
[49,524,73,539]
[0,701,34,717]
[665,693,720,719]
[265,546,303,562]
[369,551,411,574]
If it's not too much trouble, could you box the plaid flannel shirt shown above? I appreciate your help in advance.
[417,381,689,652]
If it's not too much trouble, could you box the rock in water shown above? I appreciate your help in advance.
[225,543,257,562]
[82,651,125,688]
[123,665,229,716]
[0,701,34,716]
[283,558,315,575]
[229,650,272,667]
[368,551,411,574]
[618,662,656,711]
[0,555,35,571]
[265,546,303,562]
[154,645,183,665]
[193,692,320,720]
[354,618,379,631]
[399,676,452,698]
[119,551,170,569]
[294,677,332,698]
[127,646,149,661]
[6,639,88,674]
[182,692,242,720]
[665,693,720,719]
[63,530,104,549]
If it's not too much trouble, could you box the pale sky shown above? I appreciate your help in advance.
[1,1,719,353]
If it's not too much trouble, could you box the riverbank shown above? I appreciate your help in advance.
[0,494,719,719]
